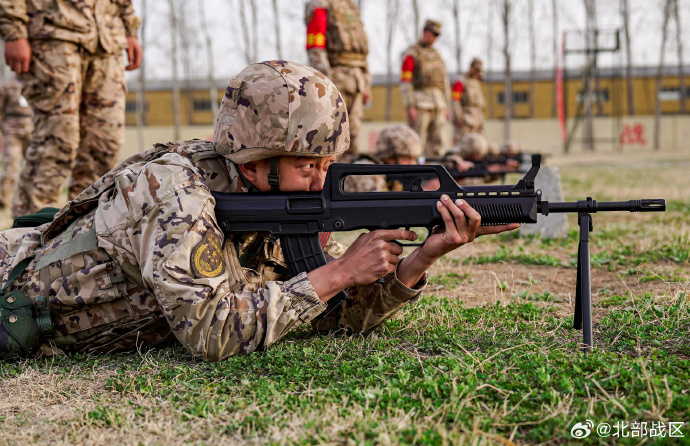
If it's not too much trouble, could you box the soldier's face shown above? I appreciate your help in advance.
[382,156,416,165]
[243,156,337,192]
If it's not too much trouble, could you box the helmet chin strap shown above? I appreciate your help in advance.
[235,157,281,193]
[267,157,281,192]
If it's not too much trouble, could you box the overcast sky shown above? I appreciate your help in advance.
[127,0,687,84]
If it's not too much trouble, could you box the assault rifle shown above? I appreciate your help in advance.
[212,155,665,351]
[424,152,536,183]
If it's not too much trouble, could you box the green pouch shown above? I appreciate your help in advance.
[13,207,60,229]
[0,291,53,361]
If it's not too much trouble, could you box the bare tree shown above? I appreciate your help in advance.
[583,0,595,150]
[411,0,420,35]
[499,0,513,139]
[136,0,147,150]
[487,2,495,119]
[673,0,685,113]
[198,0,218,117]
[447,0,462,72]
[238,0,259,64]
[551,0,558,118]
[621,0,634,115]
[178,2,195,125]
[654,0,673,150]
[385,0,399,122]
[167,0,181,140]
[272,0,282,59]
[528,0,536,118]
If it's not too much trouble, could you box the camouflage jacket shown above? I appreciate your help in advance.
[400,42,450,110]
[305,0,371,95]
[0,0,140,54]
[0,140,426,361]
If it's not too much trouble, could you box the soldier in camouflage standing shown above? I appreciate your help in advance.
[305,0,371,161]
[400,19,450,158]
[344,124,422,193]
[451,58,486,144]
[0,0,143,219]
[0,75,32,209]
[0,61,518,362]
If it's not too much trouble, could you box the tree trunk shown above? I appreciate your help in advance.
[583,0,595,150]
[136,0,147,150]
[621,0,634,116]
[198,0,218,117]
[528,0,535,118]
[238,0,252,64]
[178,2,193,126]
[412,0,420,35]
[385,0,399,122]
[167,0,180,140]
[551,0,558,118]
[272,0,282,59]
[487,2,494,120]
[501,0,512,140]
[451,0,462,73]
[251,0,258,64]
[654,0,673,150]
[673,0,685,113]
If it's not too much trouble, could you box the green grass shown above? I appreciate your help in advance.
[3,291,688,444]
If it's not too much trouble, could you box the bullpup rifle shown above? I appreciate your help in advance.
[212,155,665,351]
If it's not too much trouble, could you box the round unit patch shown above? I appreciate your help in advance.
[191,232,225,278]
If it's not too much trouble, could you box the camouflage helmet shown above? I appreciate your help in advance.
[500,139,523,156]
[456,132,489,159]
[214,60,350,164]
[374,125,422,160]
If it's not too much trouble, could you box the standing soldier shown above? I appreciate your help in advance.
[305,0,372,161]
[400,19,450,158]
[451,58,486,144]
[0,75,32,209]
[0,0,143,218]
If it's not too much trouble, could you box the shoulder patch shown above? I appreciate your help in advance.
[191,232,225,278]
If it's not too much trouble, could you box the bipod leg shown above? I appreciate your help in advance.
[574,213,593,352]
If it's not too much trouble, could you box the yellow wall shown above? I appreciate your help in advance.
[125,74,690,126]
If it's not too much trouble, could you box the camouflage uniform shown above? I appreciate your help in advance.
[305,0,371,159]
[451,79,485,145]
[0,77,32,209]
[0,0,141,218]
[400,20,450,158]
[0,62,426,362]
[343,125,422,193]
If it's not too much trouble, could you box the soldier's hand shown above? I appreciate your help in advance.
[337,229,416,286]
[407,107,418,124]
[396,195,519,288]
[362,90,372,105]
[125,36,143,71]
[4,39,31,74]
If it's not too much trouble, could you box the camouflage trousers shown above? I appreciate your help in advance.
[13,40,126,219]
[410,108,448,158]
[329,66,367,160]
[0,118,32,209]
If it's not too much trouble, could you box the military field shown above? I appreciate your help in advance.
[0,145,688,445]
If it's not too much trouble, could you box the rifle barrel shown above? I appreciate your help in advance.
[541,199,666,214]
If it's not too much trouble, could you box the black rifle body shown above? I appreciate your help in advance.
[212,155,665,348]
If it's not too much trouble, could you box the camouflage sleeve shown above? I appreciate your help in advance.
[0,0,28,41]
[400,52,416,108]
[307,48,331,78]
[312,257,427,334]
[126,164,326,362]
[113,0,141,37]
